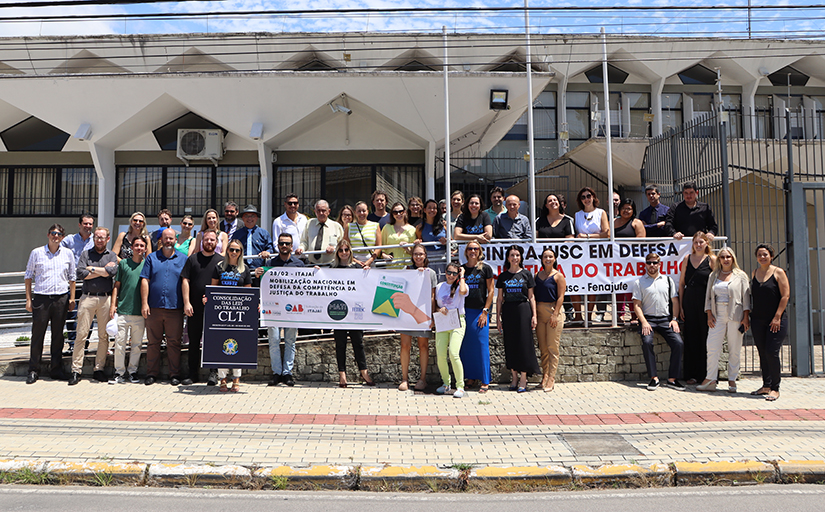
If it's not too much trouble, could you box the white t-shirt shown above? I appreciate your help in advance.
[436,281,466,315]
[575,208,605,235]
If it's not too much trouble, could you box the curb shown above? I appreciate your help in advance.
[1,459,824,490]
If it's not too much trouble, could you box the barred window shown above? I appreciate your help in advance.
[217,166,260,211]
[0,166,97,217]
[166,166,211,215]
[116,167,163,217]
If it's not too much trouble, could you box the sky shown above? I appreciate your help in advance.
[1,0,824,39]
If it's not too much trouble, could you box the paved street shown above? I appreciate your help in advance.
[0,374,823,467]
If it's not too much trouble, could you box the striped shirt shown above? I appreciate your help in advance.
[25,245,76,295]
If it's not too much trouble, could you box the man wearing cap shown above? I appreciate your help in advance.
[232,204,274,281]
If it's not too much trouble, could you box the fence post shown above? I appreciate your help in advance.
[719,114,731,239]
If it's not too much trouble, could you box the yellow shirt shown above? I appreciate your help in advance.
[381,223,417,269]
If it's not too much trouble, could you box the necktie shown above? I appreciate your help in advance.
[314,222,325,261]
[247,227,255,257]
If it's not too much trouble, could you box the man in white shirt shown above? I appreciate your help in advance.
[272,194,308,249]
[632,253,685,392]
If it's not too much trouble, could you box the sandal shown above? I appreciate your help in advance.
[398,381,409,391]
[750,387,770,396]
[230,382,240,393]
[765,391,780,402]
[479,385,489,394]
[219,381,229,392]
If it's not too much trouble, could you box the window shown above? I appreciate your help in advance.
[0,117,70,152]
[768,66,809,87]
[584,63,629,84]
[566,92,591,140]
[592,92,622,137]
[626,92,651,138]
[502,91,556,140]
[0,166,97,216]
[116,165,260,217]
[273,165,424,219]
[662,94,683,132]
[754,95,773,139]
[678,64,718,85]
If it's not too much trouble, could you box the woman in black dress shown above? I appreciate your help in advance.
[613,199,645,321]
[750,244,790,402]
[495,245,539,393]
[536,193,575,239]
[677,231,715,385]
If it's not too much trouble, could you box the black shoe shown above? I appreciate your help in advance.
[127,372,140,383]
[26,371,38,385]
[144,376,156,386]
[207,369,219,386]
[49,371,67,381]
[269,374,281,386]
[181,378,193,386]
[68,372,81,386]
[170,376,181,386]
[666,379,686,391]
[647,378,659,391]
[283,374,295,387]
[93,370,106,382]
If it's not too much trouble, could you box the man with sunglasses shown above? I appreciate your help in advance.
[256,233,304,386]
[24,224,76,384]
[272,194,308,252]
[222,201,240,239]
[297,200,343,266]
[631,254,685,392]
[182,229,224,385]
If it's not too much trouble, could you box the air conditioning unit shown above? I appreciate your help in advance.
[176,129,224,166]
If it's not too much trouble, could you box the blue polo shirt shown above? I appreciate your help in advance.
[140,249,186,309]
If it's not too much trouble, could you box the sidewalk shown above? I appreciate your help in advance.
[0,372,823,487]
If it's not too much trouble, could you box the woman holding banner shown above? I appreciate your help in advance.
[613,199,645,322]
[697,247,750,393]
[434,262,468,398]
[536,193,575,239]
[209,239,252,392]
[460,241,494,393]
[397,242,437,392]
[454,194,492,243]
[573,187,610,324]
[496,245,540,393]
[330,239,375,388]
[346,201,382,268]
[534,248,566,393]
[678,231,715,385]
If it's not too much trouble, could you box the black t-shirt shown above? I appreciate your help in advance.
[212,264,252,287]
[462,263,494,310]
[181,252,224,300]
[455,213,491,235]
[495,268,535,303]
[536,215,575,238]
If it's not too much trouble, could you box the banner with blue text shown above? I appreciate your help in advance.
[460,240,692,296]
[202,286,260,369]
[261,268,433,330]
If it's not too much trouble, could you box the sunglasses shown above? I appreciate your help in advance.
[132,219,145,223]
[466,247,480,251]
[49,231,64,236]
[227,248,241,253]
[181,222,194,227]
[392,210,405,215]
[446,270,459,276]
[645,261,660,265]
[286,201,299,206]
[278,241,292,246]
[581,194,593,199]
[338,248,350,252]
[224,210,236,213]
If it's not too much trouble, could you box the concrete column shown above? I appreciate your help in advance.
[742,78,759,138]
[557,74,568,155]
[651,78,665,136]
[621,93,631,137]
[257,142,273,230]
[87,142,115,233]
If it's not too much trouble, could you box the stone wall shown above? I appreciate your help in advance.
[14,327,729,383]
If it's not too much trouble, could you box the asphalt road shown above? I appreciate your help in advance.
[1,485,824,511]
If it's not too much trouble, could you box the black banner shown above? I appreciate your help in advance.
[202,285,260,369]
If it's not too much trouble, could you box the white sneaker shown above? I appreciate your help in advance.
[453,389,465,398]
[108,374,125,385]
[436,385,452,395]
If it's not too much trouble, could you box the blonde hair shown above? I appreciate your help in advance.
[709,246,747,282]
[463,241,485,269]
[200,209,223,234]
[128,211,149,238]
[331,239,354,268]
[691,231,712,256]
[217,239,246,275]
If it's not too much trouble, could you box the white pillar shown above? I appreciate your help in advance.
[257,142,273,230]
[87,142,115,233]
[742,78,759,138]
[651,78,665,136]
[426,140,436,199]
[557,74,569,155]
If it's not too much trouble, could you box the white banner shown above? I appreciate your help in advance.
[460,240,692,296]
[260,267,433,330]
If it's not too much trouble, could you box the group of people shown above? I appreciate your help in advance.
[22,184,789,400]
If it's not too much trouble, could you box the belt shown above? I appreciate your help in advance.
[33,292,69,300]
[84,291,111,297]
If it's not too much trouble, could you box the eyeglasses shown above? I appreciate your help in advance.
[392,210,405,215]
[278,241,292,246]
[645,261,660,266]
[286,201,299,206]
[94,236,107,241]
[446,270,459,276]
[581,194,593,199]
[227,248,241,253]
[49,231,64,236]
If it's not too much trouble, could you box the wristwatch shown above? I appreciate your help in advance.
[482,308,489,313]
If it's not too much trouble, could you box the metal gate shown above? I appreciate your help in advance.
[789,182,825,375]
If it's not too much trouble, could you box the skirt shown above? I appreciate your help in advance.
[501,301,540,375]
[459,308,491,384]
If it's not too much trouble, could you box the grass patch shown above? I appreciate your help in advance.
[271,475,289,490]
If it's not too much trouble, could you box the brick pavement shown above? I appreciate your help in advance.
[0,375,823,468]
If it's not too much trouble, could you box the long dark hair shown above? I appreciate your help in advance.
[618,198,637,219]
[505,244,524,270]
[445,262,461,298]
[416,199,444,241]
[408,242,430,269]
[460,194,485,219]
[539,193,565,217]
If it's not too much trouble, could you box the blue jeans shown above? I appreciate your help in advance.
[268,326,297,375]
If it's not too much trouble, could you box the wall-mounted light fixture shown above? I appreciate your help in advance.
[249,122,263,140]
[489,89,509,110]
[74,123,92,141]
